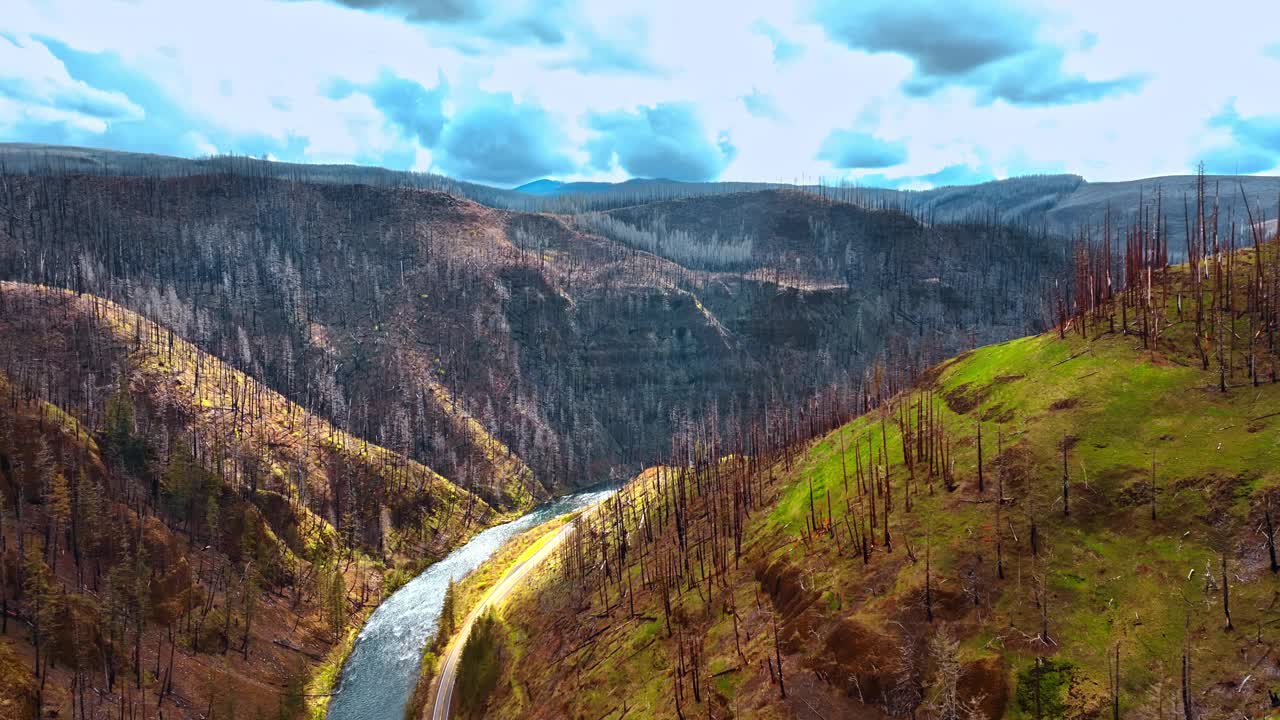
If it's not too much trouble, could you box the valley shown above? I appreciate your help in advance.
[0,146,1277,720]
[4,0,1280,716]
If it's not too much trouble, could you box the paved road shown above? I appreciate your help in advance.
[428,517,582,720]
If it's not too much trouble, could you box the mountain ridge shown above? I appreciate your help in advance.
[5,143,1276,234]
[0,163,1062,507]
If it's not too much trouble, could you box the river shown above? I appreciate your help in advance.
[325,487,616,720]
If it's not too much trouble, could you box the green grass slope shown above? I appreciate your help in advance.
[484,247,1280,718]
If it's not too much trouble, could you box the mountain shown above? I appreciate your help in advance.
[826,173,1280,257]
[5,143,1276,236]
[0,156,1065,513]
[512,178,661,195]
[471,223,1280,718]
[0,282,491,719]
[512,179,567,195]
[514,177,734,197]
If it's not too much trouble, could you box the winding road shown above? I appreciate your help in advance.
[428,516,583,720]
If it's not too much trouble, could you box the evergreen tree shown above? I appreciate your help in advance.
[22,549,57,675]
[105,384,145,473]
[277,665,307,720]
[325,564,346,641]
[48,471,71,554]
[440,577,458,641]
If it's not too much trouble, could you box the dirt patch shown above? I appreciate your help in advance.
[981,403,1015,423]
[1049,397,1079,411]
[755,557,819,623]
[992,443,1036,493]
[755,555,827,654]
[1117,479,1156,507]
[1175,471,1254,526]
[897,582,973,626]
[916,361,949,390]
[994,374,1026,384]
[817,618,901,706]
[960,656,1008,718]
[944,382,991,415]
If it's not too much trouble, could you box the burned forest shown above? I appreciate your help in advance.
[463,180,1280,719]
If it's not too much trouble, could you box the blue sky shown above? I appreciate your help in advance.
[2,0,1279,188]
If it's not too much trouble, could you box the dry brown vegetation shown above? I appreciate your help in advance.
[0,282,490,719]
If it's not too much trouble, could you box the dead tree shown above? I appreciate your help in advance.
[976,421,984,493]
[1061,432,1070,517]
[1266,496,1279,573]
[1221,553,1233,632]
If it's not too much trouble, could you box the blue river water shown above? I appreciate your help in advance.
[326,487,615,720]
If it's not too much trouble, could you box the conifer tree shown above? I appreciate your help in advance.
[441,577,459,640]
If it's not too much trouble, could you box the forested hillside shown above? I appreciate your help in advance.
[0,282,489,719]
[0,159,1065,507]
[474,188,1280,719]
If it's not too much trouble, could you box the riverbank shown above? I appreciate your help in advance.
[405,511,578,719]
[305,509,515,720]
[325,489,614,720]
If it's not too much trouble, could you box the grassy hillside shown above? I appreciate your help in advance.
[478,234,1280,718]
[0,282,492,719]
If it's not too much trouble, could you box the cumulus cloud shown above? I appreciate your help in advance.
[325,0,473,22]
[19,37,424,171]
[1202,101,1280,173]
[915,164,994,187]
[858,164,994,190]
[14,37,314,160]
[330,70,448,147]
[6,0,1279,183]
[310,0,570,45]
[0,34,142,135]
[547,19,658,75]
[1199,145,1276,175]
[814,0,1144,106]
[586,102,736,182]
[1213,102,1280,151]
[956,48,1145,105]
[816,130,907,169]
[815,0,1033,77]
[435,93,573,185]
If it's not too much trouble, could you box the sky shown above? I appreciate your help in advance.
[2,0,1279,189]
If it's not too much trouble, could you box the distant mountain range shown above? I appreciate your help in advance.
[4,143,1278,250]
[515,171,1280,254]
[513,178,676,195]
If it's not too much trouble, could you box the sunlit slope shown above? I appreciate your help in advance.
[758,329,1280,716]
[485,248,1280,718]
[0,281,493,558]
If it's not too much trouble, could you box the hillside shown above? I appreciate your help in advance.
[0,282,490,719]
[0,164,1064,507]
[469,218,1280,718]
[5,143,1276,239]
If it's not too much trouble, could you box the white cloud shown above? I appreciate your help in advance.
[1,0,1278,185]
[0,33,143,135]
